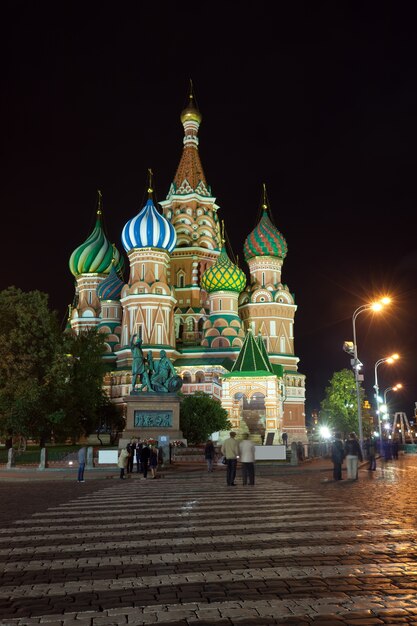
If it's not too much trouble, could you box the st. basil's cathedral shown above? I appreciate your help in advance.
[68,88,307,445]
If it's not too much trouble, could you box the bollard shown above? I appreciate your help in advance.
[290,441,298,465]
[38,447,48,470]
[6,448,15,469]
[86,446,94,470]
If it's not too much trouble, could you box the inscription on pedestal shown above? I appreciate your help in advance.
[134,410,173,428]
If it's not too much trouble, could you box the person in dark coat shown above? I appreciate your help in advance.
[135,438,143,473]
[330,433,345,481]
[367,436,376,470]
[204,439,215,472]
[140,442,150,479]
[344,432,363,480]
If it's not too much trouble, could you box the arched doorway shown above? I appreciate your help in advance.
[233,392,266,439]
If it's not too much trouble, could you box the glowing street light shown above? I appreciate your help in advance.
[383,383,403,405]
[351,297,392,451]
[374,353,400,447]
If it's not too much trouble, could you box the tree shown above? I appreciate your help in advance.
[0,287,64,446]
[320,368,370,438]
[56,329,116,442]
[179,392,231,444]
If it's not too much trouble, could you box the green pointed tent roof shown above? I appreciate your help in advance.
[255,332,274,372]
[230,328,275,374]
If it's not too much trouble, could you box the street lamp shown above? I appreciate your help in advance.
[383,383,403,406]
[351,297,391,451]
[374,354,399,449]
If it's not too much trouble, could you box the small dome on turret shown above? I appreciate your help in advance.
[201,244,246,294]
[243,187,287,261]
[69,192,124,277]
[180,93,202,125]
[97,262,124,301]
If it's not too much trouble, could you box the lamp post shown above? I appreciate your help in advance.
[383,383,402,406]
[374,354,399,450]
[351,298,391,452]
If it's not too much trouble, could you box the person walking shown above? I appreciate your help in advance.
[344,432,363,480]
[126,438,136,474]
[367,436,376,470]
[140,442,150,479]
[136,438,143,473]
[204,439,215,472]
[239,433,255,485]
[330,433,344,481]
[149,445,159,478]
[118,445,130,480]
[77,446,86,483]
[221,431,239,486]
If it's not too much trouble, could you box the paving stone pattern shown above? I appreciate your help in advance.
[1,462,417,625]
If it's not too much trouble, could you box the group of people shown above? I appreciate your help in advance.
[219,431,256,486]
[117,437,160,479]
[330,431,364,481]
[331,431,403,482]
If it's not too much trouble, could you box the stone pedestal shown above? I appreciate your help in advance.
[120,393,183,448]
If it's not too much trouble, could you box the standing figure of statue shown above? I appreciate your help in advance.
[130,334,154,392]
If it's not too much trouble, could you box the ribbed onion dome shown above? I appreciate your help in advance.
[201,245,246,293]
[121,196,177,253]
[97,263,124,301]
[69,210,124,277]
[243,205,288,261]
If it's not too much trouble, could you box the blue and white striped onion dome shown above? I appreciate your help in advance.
[121,198,176,253]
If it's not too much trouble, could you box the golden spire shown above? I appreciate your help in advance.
[97,189,103,216]
[262,183,268,211]
[147,168,153,197]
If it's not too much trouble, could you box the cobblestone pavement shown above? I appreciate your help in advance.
[1,456,417,625]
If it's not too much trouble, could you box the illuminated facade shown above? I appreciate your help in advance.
[68,89,307,444]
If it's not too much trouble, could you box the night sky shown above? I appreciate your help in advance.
[2,2,417,421]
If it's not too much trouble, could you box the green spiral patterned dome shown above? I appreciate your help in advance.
[69,210,124,277]
[201,245,246,293]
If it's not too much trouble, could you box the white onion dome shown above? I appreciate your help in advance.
[121,193,176,253]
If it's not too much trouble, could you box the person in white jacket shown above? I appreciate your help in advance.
[239,433,256,485]
[118,446,130,480]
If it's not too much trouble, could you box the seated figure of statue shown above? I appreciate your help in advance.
[152,349,182,393]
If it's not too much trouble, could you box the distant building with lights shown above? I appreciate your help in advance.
[67,88,306,444]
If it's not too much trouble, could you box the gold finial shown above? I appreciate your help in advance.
[262,183,268,211]
[147,168,153,196]
[111,243,116,265]
[97,189,103,216]
[221,220,225,244]
[181,78,202,124]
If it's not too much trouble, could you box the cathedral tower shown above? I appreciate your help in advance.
[159,83,221,346]
[69,190,124,334]
[117,174,177,370]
